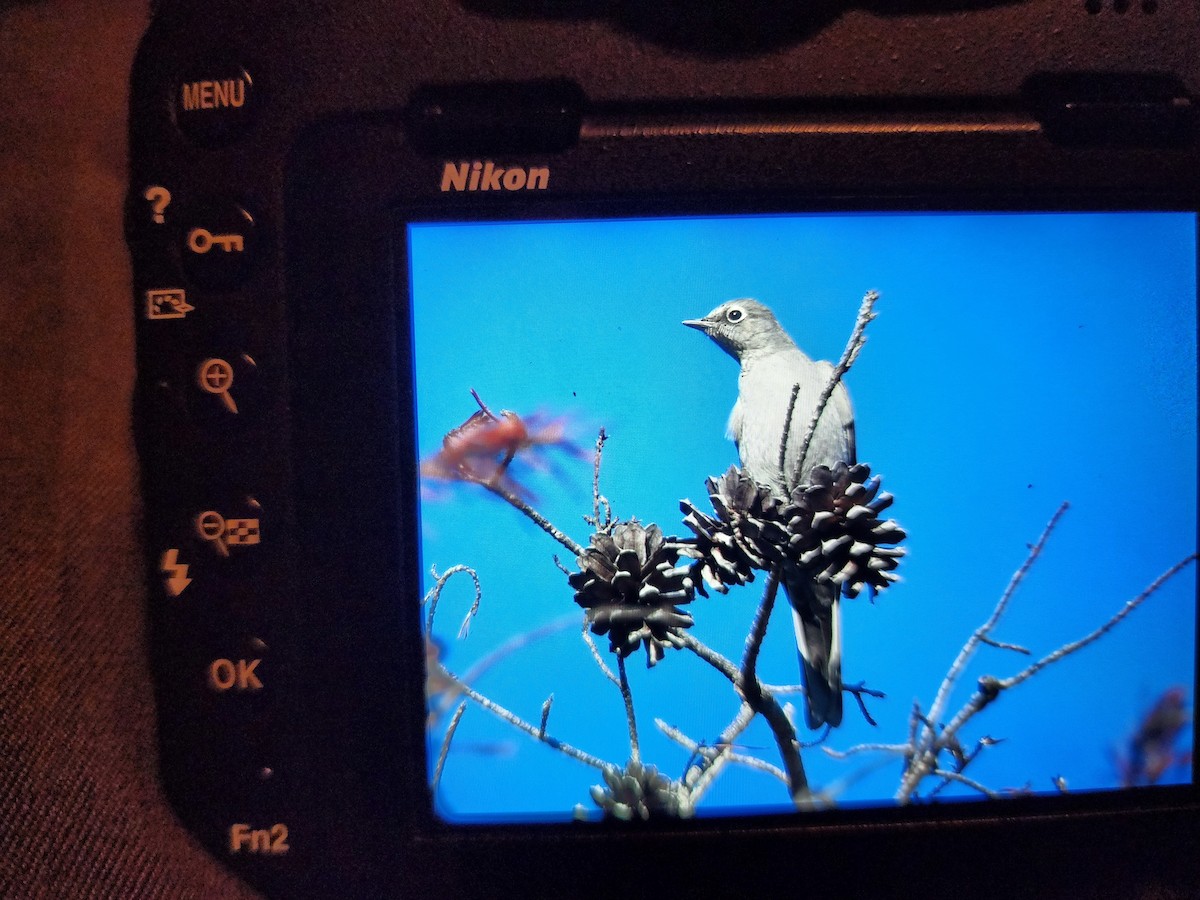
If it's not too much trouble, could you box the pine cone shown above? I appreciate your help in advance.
[780,462,906,598]
[568,521,696,666]
[678,466,790,595]
[587,760,686,821]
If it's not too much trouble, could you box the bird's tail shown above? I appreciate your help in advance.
[783,563,843,729]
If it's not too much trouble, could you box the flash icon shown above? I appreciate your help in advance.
[145,288,194,320]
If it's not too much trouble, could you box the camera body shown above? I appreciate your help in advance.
[126,3,1199,897]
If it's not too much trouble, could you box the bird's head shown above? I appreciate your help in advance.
[683,298,796,361]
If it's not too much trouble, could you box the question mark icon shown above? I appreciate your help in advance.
[144,186,171,224]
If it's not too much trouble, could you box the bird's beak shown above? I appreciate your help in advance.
[682,317,712,333]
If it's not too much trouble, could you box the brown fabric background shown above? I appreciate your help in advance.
[0,2,258,895]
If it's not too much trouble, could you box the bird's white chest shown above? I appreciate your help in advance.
[731,358,802,478]
[729,352,848,492]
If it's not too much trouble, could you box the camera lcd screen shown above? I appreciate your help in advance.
[407,211,1197,824]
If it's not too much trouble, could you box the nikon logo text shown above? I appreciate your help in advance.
[440,161,550,193]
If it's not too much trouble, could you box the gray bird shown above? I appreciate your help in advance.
[684,298,855,729]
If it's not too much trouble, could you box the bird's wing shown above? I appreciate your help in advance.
[795,360,856,473]
[725,393,744,452]
[831,379,856,465]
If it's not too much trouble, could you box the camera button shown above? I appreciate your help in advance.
[174,61,256,146]
[180,200,260,289]
[187,349,273,432]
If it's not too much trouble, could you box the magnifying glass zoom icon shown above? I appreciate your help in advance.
[196,510,229,557]
[197,358,239,413]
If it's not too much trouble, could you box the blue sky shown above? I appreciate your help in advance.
[407,211,1196,823]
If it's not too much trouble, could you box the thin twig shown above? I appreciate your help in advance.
[617,655,641,764]
[930,769,1000,799]
[432,702,467,792]
[582,622,621,686]
[937,554,1198,744]
[817,757,901,804]
[587,428,614,533]
[681,704,757,804]
[679,627,809,802]
[423,565,481,636]
[469,387,496,418]
[823,742,911,760]
[979,635,1031,655]
[428,613,580,723]
[1001,552,1199,691]
[921,503,1068,750]
[656,718,710,758]
[663,721,791,786]
[900,549,1197,804]
[789,290,879,491]
[457,613,576,682]
[760,683,806,696]
[432,661,614,773]
[539,695,554,739]
[906,700,921,756]
[480,479,586,556]
[725,753,790,783]
[741,567,782,691]
[778,383,801,486]
[679,631,741,683]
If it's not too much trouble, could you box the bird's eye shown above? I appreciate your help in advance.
[726,307,744,323]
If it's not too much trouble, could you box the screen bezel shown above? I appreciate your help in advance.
[282,115,1200,894]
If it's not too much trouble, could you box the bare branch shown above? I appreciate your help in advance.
[617,655,641,764]
[658,718,790,786]
[679,631,741,683]
[899,548,1197,804]
[939,554,1198,742]
[721,703,759,749]
[1001,552,1199,691]
[921,503,1068,749]
[741,567,782,691]
[469,387,496,419]
[789,289,879,490]
[539,695,554,739]
[581,621,620,686]
[823,742,911,760]
[725,753,790,783]
[681,704,756,805]
[930,769,1000,799]
[428,612,580,723]
[481,479,586,556]
[585,427,615,533]
[656,717,710,758]
[760,682,806,696]
[431,659,614,773]
[677,629,810,803]
[979,635,1031,655]
[778,383,801,485]
[423,564,481,637]
[460,613,579,685]
[432,702,467,793]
